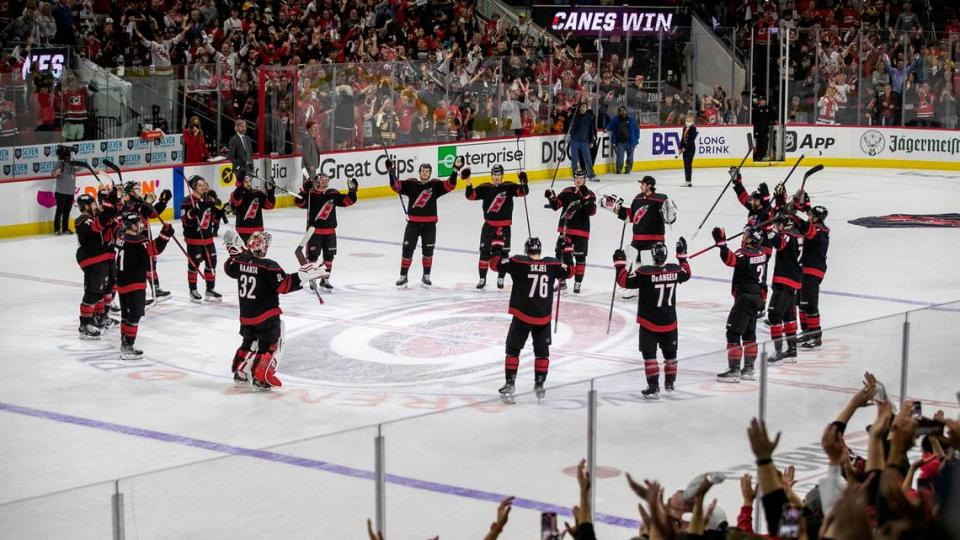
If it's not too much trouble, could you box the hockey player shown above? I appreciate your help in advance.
[115,212,173,359]
[792,200,829,350]
[465,164,529,290]
[224,230,327,389]
[96,184,122,316]
[613,238,691,399]
[766,204,804,364]
[388,159,464,288]
[545,168,597,293]
[295,172,358,290]
[713,226,767,383]
[229,173,276,242]
[74,189,119,339]
[180,175,223,303]
[491,235,574,403]
[731,169,774,314]
[121,181,173,301]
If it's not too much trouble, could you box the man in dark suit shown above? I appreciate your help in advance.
[301,120,321,182]
[228,119,255,183]
[679,112,698,187]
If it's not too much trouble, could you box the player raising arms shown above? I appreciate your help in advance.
[545,168,597,293]
[114,212,173,359]
[765,204,804,365]
[120,181,173,301]
[465,164,529,291]
[613,238,691,399]
[180,175,223,303]
[229,173,276,243]
[791,197,830,350]
[491,235,574,403]
[731,169,773,313]
[295,172,358,291]
[388,159,465,289]
[223,229,327,389]
[713,226,767,383]
[74,188,120,339]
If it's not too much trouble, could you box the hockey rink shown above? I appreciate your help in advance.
[2,165,959,538]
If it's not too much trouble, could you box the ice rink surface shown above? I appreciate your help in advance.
[2,166,960,538]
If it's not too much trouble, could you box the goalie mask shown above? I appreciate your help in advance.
[247,230,272,258]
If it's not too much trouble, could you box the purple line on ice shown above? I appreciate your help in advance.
[0,401,640,529]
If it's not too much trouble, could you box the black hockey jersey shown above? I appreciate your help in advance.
[230,185,276,234]
[75,203,118,268]
[547,185,597,237]
[224,251,303,326]
[390,174,456,223]
[465,182,529,227]
[720,244,766,296]
[733,182,774,230]
[617,261,691,332]
[295,187,357,233]
[115,229,171,293]
[617,192,669,243]
[122,197,167,223]
[769,228,803,289]
[179,193,218,246]
[491,255,572,325]
[796,216,829,279]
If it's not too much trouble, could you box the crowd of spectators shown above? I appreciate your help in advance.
[364,371,959,540]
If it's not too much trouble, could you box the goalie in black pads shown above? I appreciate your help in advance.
[713,226,767,383]
[295,172,358,290]
[613,238,691,399]
[490,235,574,403]
[224,229,327,389]
[545,168,596,293]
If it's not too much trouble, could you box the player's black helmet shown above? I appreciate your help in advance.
[123,181,138,195]
[121,212,141,229]
[524,237,542,256]
[743,226,763,245]
[76,193,96,211]
[491,164,505,175]
[573,168,586,180]
[652,243,668,265]
[811,205,828,222]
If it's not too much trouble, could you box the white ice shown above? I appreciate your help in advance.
[2,166,959,539]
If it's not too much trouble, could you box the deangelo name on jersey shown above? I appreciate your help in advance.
[650,272,678,283]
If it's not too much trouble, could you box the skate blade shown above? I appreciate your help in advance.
[78,334,102,341]
[190,298,203,304]
[120,353,144,360]
[205,297,223,303]
[642,394,660,400]
[420,283,431,289]
[155,295,171,303]
[716,377,741,384]
[499,394,516,405]
[741,375,756,381]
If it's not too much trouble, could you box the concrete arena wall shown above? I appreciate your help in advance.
[2,124,958,238]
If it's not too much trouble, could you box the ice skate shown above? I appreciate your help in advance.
[189,290,203,303]
[319,278,333,291]
[420,275,432,289]
[154,288,171,302]
[741,366,756,381]
[556,280,567,292]
[684,181,692,187]
[498,381,516,404]
[534,381,546,403]
[120,343,144,360]
[205,290,223,303]
[98,315,119,330]
[496,277,504,290]
[799,335,822,350]
[716,368,741,383]
[642,385,661,400]
[476,278,486,291]
[664,382,675,395]
[395,275,408,289]
[108,302,121,313]
[573,282,582,294]
[781,348,798,364]
[78,323,102,340]
[233,370,250,387]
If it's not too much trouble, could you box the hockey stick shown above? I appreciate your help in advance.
[688,215,778,260]
[373,121,408,214]
[548,112,577,191]
[249,172,303,200]
[70,160,113,189]
[294,227,325,305]
[798,164,825,193]
[102,158,199,271]
[690,134,754,243]
[775,154,805,190]
[520,174,532,240]
[606,219,628,334]
[554,205,577,334]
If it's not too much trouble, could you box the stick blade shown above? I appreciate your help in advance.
[101,158,120,174]
[804,164,825,179]
[746,133,754,151]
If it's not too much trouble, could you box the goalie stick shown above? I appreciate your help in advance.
[294,227,324,304]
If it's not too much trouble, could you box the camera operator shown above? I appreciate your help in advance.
[52,146,77,235]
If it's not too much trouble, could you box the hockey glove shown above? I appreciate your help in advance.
[159,189,172,203]
[460,167,471,180]
[347,178,359,191]
[302,180,313,192]
[518,171,528,184]
[676,237,688,260]
[712,227,727,246]
[298,262,327,282]
[160,223,175,238]
[773,183,787,204]
[556,235,573,255]
[453,156,465,171]
[758,182,770,198]
[385,159,395,172]
[544,188,555,200]
[613,249,627,267]
[730,167,742,184]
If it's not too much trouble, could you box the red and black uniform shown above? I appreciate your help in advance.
[115,225,171,348]
[617,192,669,262]
[224,250,303,384]
[230,184,276,240]
[491,253,573,385]
[295,183,357,275]
[122,196,169,290]
[794,214,830,340]
[719,242,767,373]
[546,185,596,283]
[732,177,774,300]
[767,225,803,355]
[466,180,529,280]
[180,192,219,292]
[390,170,457,277]
[616,257,691,389]
[75,201,118,328]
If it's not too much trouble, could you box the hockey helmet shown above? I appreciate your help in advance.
[743,226,763,245]
[121,212,141,231]
[811,205,828,222]
[524,236,542,256]
[76,193,97,211]
[651,243,668,266]
[573,168,587,181]
[247,230,272,258]
[123,180,140,196]
[750,189,764,201]
[772,211,792,226]
[491,164,505,176]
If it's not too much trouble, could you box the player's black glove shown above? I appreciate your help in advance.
[460,167,471,180]
[347,178,359,191]
[158,189,172,204]
[676,237,688,260]
[544,188,555,200]
[302,180,313,192]
[730,167,742,184]
[773,183,787,204]
[613,249,627,266]
[712,227,726,245]
[758,182,770,198]
[555,234,572,255]
[264,177,277,192]
[518,171,528,184]
[385,159,395,172]
[160,223,175,237]
[453,156,465,171]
